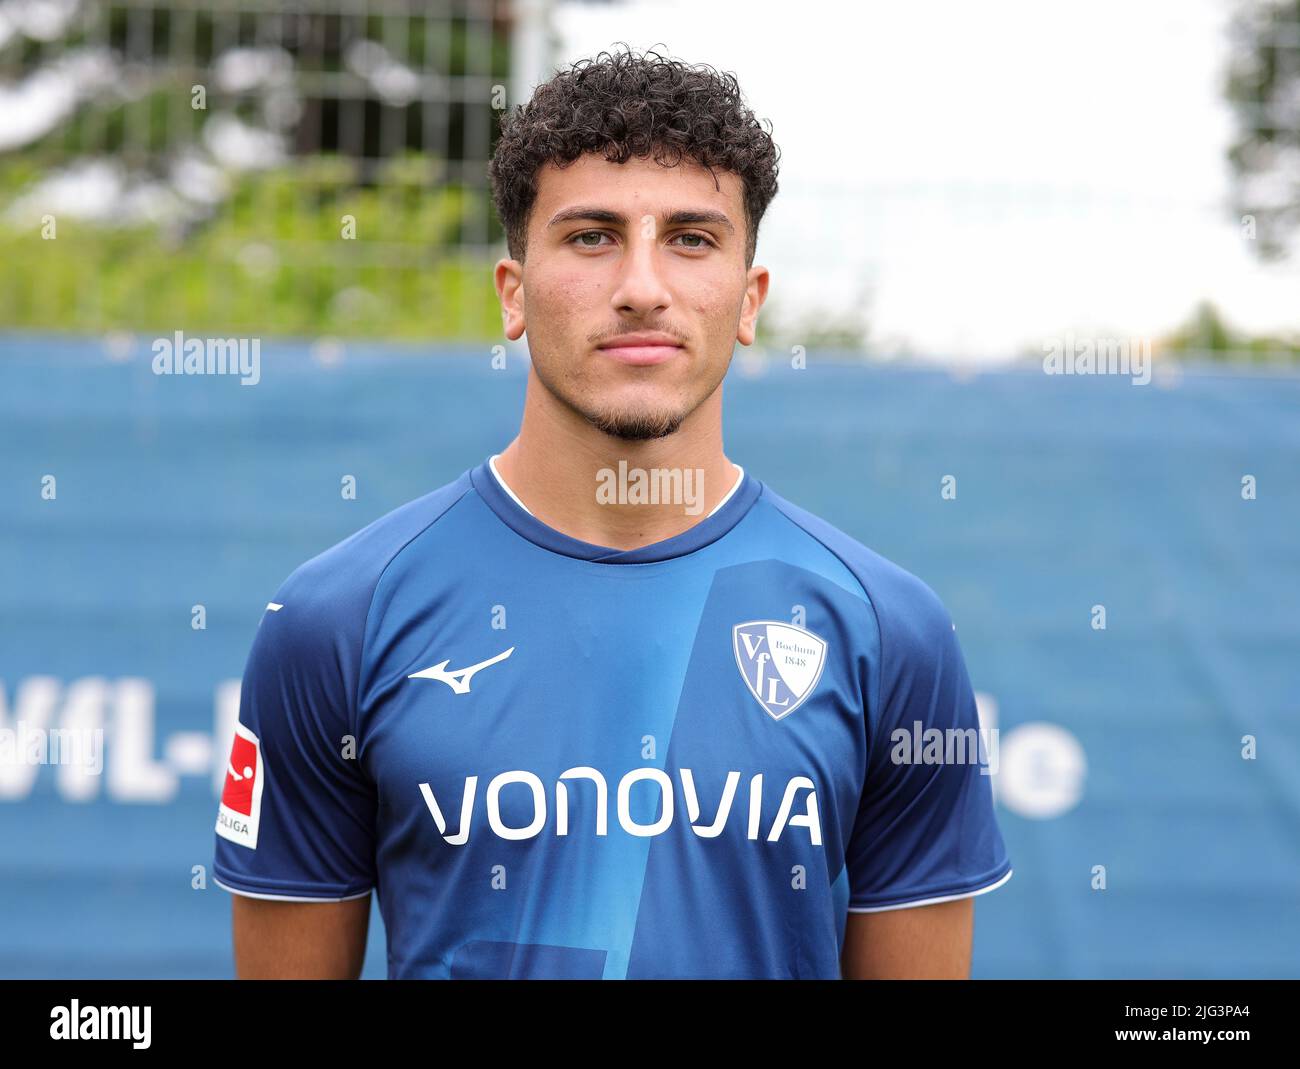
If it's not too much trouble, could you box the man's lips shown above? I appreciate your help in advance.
[598,344,682,366]
[596,334,685,366]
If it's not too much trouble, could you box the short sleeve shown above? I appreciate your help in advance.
[213,563,378,902]
[844,580,1012,911]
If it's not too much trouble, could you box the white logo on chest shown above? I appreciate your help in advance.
[408,647,515,694]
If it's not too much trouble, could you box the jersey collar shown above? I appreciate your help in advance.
[469,455,762,564]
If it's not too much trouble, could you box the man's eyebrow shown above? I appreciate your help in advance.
[546,207,735,234]
[665,209,735,234]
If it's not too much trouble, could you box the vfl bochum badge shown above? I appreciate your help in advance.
[732,621,828,721]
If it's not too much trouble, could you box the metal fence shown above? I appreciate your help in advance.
[0,0,545,339]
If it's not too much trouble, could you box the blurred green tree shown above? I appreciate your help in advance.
[1160,299,1300,360]
[1226,0,1300,260]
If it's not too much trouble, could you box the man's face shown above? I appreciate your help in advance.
[496,152,767,441]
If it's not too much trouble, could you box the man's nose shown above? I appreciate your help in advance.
[610,230,673,314]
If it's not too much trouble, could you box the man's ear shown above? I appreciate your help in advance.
[736,264,770,346]
[495,259,526,341]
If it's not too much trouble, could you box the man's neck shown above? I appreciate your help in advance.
[492,376,739,552]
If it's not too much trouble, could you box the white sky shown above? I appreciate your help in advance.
[553,0,1299,362]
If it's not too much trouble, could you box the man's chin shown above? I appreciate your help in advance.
[584,408,685,442]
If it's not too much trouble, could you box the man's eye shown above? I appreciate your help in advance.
[671,232,714,249]
[569,231,713,250]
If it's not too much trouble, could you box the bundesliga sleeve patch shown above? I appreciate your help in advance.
[216,722,264,849]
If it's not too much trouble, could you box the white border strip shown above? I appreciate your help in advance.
[214,875,372,904]
[846,868,1013,913]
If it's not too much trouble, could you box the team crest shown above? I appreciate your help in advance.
[732,621,828,721]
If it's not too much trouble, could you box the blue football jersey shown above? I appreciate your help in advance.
[213,456,1012,978]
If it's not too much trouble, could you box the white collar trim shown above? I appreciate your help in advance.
[487,454,744,519]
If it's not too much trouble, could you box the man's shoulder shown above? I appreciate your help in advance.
[756,482,956,647]
[267,467,475,631]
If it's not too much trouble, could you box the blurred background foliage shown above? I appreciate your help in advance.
[0,1,509,339]
[1226,0,1300,262]
[0,155,501,338]
[0,1,1296,356]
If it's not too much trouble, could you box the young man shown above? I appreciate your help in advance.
[213,47,1012,980]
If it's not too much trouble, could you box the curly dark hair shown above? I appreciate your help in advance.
[489,45,780,267]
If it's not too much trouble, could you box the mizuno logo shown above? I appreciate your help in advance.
[408,647,515,694]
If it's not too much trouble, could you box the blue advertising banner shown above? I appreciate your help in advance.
[1,336,1297,978]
